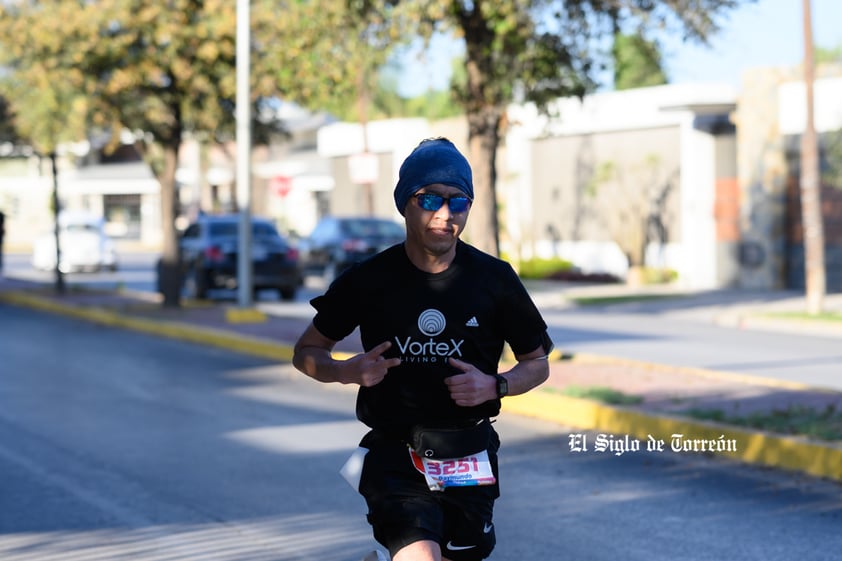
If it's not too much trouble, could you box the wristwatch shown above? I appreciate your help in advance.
[493,374,509,398]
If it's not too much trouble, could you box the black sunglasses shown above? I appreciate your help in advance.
[413,193,472,213]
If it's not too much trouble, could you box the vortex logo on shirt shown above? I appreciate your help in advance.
[394,308,464,363]
[418,309,446,336]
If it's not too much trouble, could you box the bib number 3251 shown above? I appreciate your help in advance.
[409,448,496,492]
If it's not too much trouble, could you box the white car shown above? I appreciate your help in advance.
[32,212,119,273]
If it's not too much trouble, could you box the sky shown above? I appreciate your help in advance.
[660,0,840,86]
[397,0,841,96]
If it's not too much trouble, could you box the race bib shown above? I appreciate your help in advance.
[408,447,496,492]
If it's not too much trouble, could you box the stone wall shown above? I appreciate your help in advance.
[734,67,793,289]
[736,65,842,291]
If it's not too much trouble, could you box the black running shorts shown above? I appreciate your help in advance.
[358,428,501,561]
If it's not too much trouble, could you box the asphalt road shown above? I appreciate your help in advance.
[5,251,842,391]
[4,251,325,303]
[541,307,842,390]
[1,305,841,561]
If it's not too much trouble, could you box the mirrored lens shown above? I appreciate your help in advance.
[416,193,445,211]
[415,193,471,213]
[447,197,471,213]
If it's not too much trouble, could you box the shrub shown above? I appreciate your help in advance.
[640,267,678,284]
[516,257,574,279]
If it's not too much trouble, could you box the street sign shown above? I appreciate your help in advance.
[271,175,292,198]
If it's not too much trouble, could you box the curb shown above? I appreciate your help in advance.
[0,290,294,362]
[3,289,840,483]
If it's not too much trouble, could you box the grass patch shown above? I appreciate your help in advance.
[767,311,842,323]
[637,267,679,284]
[570,294,682,307]
[684,405,842,441]
[516,257,574,280]
[558,384,644,406]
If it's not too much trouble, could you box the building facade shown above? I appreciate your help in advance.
[504,83,738,288]
[3,72,840,292]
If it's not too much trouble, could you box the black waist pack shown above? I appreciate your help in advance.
[410,419,492,459]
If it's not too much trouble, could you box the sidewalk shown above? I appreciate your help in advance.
[1,276,840,483]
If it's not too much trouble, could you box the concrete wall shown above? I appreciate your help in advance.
[528,125,682,254]
[507,83,738,288]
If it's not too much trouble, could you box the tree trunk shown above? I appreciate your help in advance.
[50,152,65,295]
[158,144,182,308]
[198,139,211,217]
[466,107,503,258]
[800,0,826,314]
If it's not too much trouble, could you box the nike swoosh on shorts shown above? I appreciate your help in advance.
[446,541,477,551]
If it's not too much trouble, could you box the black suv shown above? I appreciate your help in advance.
[162,214,302,300]
[299,216,405,282]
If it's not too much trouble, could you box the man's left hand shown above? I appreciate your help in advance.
[444,357,496,407]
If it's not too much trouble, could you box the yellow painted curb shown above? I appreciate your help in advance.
[0,291,293,362]
[224,307,268,324]
[503,390,842,483]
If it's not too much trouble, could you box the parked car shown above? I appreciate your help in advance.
[160,214,302,300]
[32,211,118,273]
[299,216,405,282]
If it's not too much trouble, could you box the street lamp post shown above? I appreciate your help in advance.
[236,0,253,308]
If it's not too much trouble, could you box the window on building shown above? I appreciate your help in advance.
[103,194,141,239]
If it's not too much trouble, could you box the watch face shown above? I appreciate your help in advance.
[496,375,508,397]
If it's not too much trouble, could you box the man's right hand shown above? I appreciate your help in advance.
[343,341,401,387]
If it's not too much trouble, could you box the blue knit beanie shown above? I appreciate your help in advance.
[393,138,474,215]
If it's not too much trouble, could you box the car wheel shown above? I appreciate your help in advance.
[155,259,164,293]
[185,267,209,300]
[278,286,297,301]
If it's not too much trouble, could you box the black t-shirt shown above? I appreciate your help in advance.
[310,240,553,433]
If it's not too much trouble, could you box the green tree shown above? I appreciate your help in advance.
[365,43,465,120]
[0,95,23,146]
[256,1,391,120]
[0,0,288,307]
[815,44,842,64]
[0,1,92,294]
[366,80,463,121]
[332,0,749,257]
[612,33,669,90]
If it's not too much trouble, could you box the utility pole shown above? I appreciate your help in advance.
[357,67,375,216]
[800,0,826,315]
[236,0,253,308]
